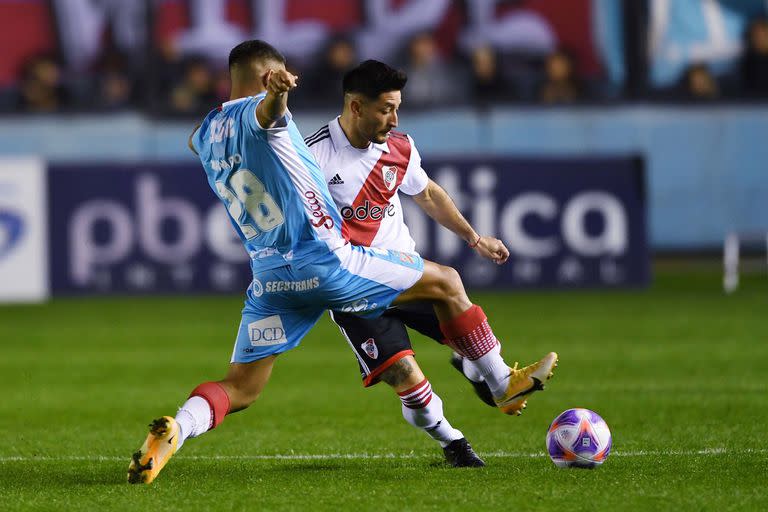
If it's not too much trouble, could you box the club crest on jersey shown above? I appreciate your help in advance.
[361,338,379,359]
[382,165,398,191]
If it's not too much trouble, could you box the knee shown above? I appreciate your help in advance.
[437,265,464,297]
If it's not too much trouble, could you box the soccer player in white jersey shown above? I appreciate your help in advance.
[127,41,557,484]
[307,59,537,463]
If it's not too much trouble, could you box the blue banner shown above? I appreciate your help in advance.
[48,157,647,294]
[49,164,253,294]
[407,157,648,289]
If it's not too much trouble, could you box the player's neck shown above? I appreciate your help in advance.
[338,114,370,150]
[229,84,266,102]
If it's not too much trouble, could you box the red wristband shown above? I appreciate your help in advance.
[468,235,481,248]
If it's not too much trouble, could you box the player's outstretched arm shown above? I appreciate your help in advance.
[413,179,509,264]
[188,123,201,155]
[256,69,298,129]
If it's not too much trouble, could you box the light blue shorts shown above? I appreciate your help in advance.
[230,244,424,363]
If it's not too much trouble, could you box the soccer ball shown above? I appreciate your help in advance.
[546,408,612,468]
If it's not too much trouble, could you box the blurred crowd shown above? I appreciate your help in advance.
[4,18,768,116]
[662,17,768,102]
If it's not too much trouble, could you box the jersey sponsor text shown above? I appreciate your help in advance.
[265,277,320,293]
[340,200,396,221]
[248,315,288,346]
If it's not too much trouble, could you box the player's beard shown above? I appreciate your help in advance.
[374,129,390,143]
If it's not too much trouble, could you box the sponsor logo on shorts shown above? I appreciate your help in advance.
[340,298,378,313]
[265,277,320,293]
[252,278,264,297]
[251,277,320,296]
[340,201,395,221]
[248,315,287,346]
[361,338,379,359]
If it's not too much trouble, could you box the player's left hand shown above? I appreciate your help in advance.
[266,69,298,95]
[472,236,510,265]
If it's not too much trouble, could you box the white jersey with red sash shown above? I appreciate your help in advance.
[305,117,429,252]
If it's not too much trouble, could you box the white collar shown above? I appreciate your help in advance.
[329,117,390,153]
[221,93,265,109]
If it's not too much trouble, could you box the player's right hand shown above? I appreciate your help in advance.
[266,69,298,95]
[473,236,510,265]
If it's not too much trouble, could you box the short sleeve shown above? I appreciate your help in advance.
[191,125,203,155]
[306,125,332,169]
[399,135,429,195]
[244,95,292,134]
[307,138,323,166]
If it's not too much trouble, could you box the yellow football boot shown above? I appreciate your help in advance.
[127,416,179,484]
[495,352,558,415]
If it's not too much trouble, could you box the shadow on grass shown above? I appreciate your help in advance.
[2,461,127,488]
[1,456,459,493]
[163,456,453,483]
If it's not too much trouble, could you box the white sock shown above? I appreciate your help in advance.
[459,353,485,382]
[399,380,464,447]
[466,344,510,398]
[174,396,212,451]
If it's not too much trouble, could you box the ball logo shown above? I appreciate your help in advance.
[0,209,24,260]
[382,165,398,191]
[248,315,288,346]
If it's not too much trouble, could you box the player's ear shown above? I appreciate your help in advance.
[261,69,272,88]
[349,97,362,117]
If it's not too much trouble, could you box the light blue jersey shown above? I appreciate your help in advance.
[191,93,424,363]
[193,94,345,271]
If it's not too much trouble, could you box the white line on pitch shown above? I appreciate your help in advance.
[0,448,765,463]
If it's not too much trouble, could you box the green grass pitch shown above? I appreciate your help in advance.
[0,269,766,511]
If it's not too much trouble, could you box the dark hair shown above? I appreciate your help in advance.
[342,60,407,99]
[228,40,285,69]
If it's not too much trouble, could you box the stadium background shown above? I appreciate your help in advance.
[0,1,766,510]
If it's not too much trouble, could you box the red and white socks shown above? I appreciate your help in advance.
[174,381,230,451]
[440,305,511,398]
[398,379,463,447]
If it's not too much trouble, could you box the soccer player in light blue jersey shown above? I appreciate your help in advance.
[128,40,558,484]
